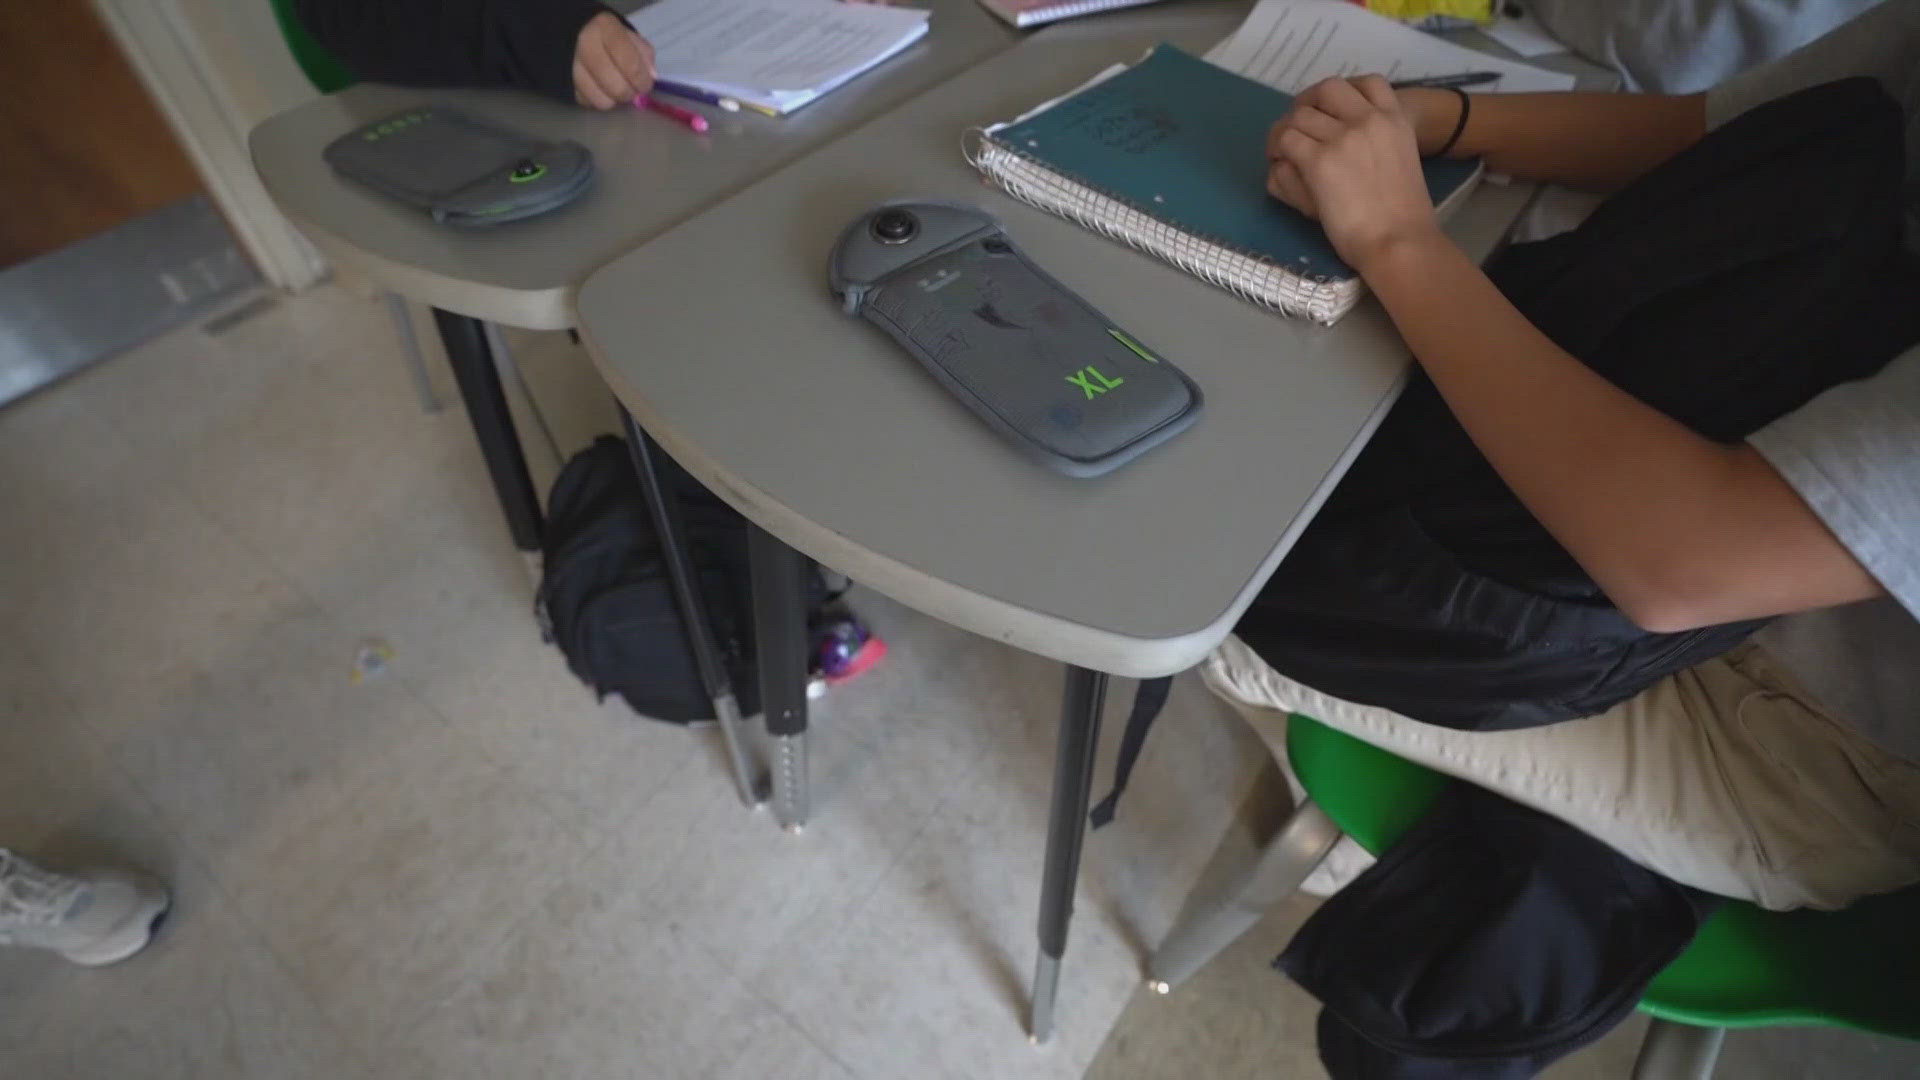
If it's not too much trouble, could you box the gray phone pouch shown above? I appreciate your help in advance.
[830,202,1202,477]
[324,107,593,227]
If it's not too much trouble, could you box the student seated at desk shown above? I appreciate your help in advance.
[292,0,656,110]
[1244,0,1920,764]
[1223,2,1920,1074]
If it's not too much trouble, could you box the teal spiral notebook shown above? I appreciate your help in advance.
[973,44,1481,324]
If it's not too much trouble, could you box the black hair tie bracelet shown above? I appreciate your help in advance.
[1432,86,1471,158]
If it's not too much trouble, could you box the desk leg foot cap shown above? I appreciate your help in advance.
[1029,952,1059,1045]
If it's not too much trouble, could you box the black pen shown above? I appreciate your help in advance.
[1391,71,1503,90]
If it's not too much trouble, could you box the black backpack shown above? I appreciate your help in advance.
[537,435,762,723]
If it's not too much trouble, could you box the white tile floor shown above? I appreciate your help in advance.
[4,284,1914,1079]
[0,284,1266,1079]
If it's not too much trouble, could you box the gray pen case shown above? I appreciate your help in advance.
[829,202,1202,478]
[324,106,593,227]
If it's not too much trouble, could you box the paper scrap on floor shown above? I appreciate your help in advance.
[1207,0,1576,93]
[627,0,931,116]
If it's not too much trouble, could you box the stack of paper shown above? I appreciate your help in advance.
[977,0,1164,30]
[627,0,931,116]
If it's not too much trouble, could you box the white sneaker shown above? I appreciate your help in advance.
[0,849,170,966]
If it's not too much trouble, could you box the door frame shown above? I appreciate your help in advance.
[91,0,328,291]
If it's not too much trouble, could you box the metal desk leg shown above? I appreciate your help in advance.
[1029,665,1108,1044]
[749,523,811,832]
[1632,1021,1725,1080]
[384,294,441,414]
[431,310,544,568]
[619,408,767,809]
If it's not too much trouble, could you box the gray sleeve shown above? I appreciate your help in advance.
[1748,348,1920,619]
[1706,0,1920,126]
[1527,0,1879,94]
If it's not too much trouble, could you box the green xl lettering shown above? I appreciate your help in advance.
[1066,365,1127,400]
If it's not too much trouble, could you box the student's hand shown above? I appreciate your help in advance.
[1265,76,1445,273]
[574,11,654,110]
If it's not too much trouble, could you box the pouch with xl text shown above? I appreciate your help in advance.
[829,202,1202,477]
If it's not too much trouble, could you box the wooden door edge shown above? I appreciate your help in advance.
[90,0,329,291]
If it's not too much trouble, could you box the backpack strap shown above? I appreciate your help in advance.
[1089,675,1175,829]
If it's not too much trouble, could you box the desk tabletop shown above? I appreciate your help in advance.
[577,3,1541,677]
[248,0,1018,329]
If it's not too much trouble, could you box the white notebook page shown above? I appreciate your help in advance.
[1206,0,1576,93]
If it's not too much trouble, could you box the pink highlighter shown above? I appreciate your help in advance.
[635,94,710,134]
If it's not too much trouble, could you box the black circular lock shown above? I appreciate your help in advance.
[870,209,919,244]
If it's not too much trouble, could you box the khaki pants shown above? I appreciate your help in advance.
[1204,637,1920,911]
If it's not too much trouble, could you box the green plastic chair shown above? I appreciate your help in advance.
[1148,712,1920,1079]
[268,0,355,94]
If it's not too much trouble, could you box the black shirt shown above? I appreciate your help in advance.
[293,0,617,101]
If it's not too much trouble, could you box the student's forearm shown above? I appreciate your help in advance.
[1359,233,1881,630]
[1264,76,1879,627]
[1404,90,1708,191]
